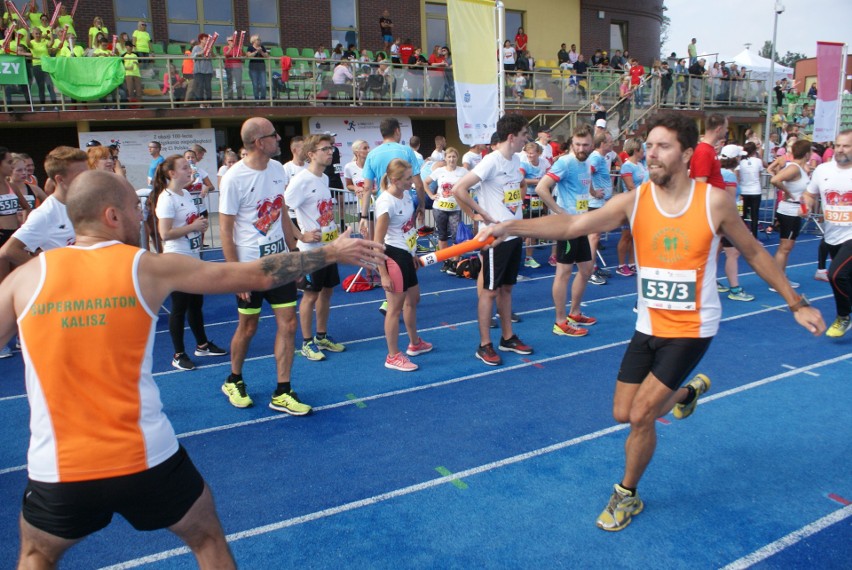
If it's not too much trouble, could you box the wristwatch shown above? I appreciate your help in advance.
[788,294,811,312]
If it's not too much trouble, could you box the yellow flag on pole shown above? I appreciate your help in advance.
[448,0,499,145]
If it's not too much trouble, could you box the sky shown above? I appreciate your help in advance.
[662,0,851,62]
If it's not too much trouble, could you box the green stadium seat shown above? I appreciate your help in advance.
[269,47,283,57]
[166,43,184,55]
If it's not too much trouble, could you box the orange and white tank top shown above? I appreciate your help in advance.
[630,180,722,338]
[17,241,178,483]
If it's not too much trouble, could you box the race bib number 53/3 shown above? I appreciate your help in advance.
[639,267,697,311]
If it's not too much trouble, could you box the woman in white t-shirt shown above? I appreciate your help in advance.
[375,158,432,372]
[737,141,766,236]
[217,149,238,188]
[423,147,468,273]
[502,40,516,71]
[153,155,227,371]
[769,139,811,283]
[344,139,377,282]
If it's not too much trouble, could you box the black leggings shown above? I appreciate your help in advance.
[826,240,852,318]
[169,291,208,354]
[741,194,761,237]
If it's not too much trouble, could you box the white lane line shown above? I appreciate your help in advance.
[99,352,851,569]
[719,504,852,570]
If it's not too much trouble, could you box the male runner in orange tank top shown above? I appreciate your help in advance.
[0,170,386,568]
[476,114,824,532]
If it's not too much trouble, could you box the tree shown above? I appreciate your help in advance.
[759,40,808,68]
[659,3,670,57]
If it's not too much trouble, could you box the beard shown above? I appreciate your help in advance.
[575,150,589,162]
[648,165,671,187]
[835,151,850,165]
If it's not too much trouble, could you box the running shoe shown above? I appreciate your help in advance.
[378,300,388,316]
[314,335,345,353]
[596,484,644,532]
[524,256,541,269]
[194,341,227,357]
[445,262,456,276]
[814,269,829,282]
[567,313,598,326]
[416,243,432,254]
[615,264,635,277]
[490,313,522,328]
[628,264,637,272]
[172,352,196,371]
[301,340,326,361]
[826,316,851,338]
[475,343,502,366]
[511,312,522,323]
[440,260,452,273]
[417,225,435,236]
[673,373,711,419]
[595,267,612,278]
[548,255,557,267]
[588,272,607,285]
[490,316,498,329]
[385,352,419,371]
[222,379,253,408]
[406,338,433,356]
[553,321,589,337]
[716,281,730,293]
[789,281,800,289]
[0,346,12,359]
[269,391,312,415]
[727,288,755,302]
[498,335,533,355]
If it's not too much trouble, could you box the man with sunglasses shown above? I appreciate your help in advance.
[218,117,310,415]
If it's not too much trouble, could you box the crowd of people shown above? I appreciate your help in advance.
[4,110,850,565]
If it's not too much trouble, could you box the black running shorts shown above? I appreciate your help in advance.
[618,330,713,390]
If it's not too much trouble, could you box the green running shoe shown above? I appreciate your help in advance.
[269,391,312,416]
[222,379,253,408]
[301,340,326,361]
[314,335,345,353]
[673,374,711,419]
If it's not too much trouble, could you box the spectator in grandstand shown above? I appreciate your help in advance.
[379,9,393,54]
[88,16,107,50]
[314,44,328,70]
[610,49,625,71]
[558,43,570,68]
[660,61,673,104]
[568,44,579,64]
[514,27,528,53]
[56,4,76,39]
[132,21,151,68]
[246,35,269,101]
[502,40,516,71]
[573,53,588,98]
[163,64,187,100]
[28,27,57,109]
[687,58,706,106]
[123,42,142,107]
[223,36,245,100]
[688,37,698,65]
[190,34,214,106]
[590,49,604,67]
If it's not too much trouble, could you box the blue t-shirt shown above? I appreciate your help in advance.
[620,160,647,191]
[519,158,549,196]
[148,155,165,187]
[721,168,739,198]
[547,154,591,214]
[362,142,422,196]
[587,150,612,208]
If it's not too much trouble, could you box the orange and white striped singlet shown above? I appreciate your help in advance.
[630,180,722,338]
[17,241,178,483]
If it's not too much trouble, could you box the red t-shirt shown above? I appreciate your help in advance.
[399,44,414,63]
[689,141,725,189]
[515,34,528,52]
[629,64,644,86]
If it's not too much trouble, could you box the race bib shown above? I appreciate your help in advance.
[404,228,417,252]
[436,199,457,210]
[736,198,743,215]
[258,237,285,257]
[530,197,542,210]
[639,267,697,311]
[0,195,18,214]
[575,195,589,213]
[503,187,522,205]
[188,233,201,252]
[321,224,339,243]
[824,205,852,225]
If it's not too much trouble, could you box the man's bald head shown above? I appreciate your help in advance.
[66,170,137,233]
[240,117,273,148]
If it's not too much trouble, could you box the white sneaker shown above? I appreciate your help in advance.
[814,269,829,282]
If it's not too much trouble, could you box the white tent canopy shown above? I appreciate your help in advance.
[723,49,794,83]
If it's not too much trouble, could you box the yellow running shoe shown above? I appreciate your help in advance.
[269,391,312,416]
[596,484,644,531]
[221,379,253,408]
[314,335,345,353]
[673,374,711,419]
[826,316,851,338]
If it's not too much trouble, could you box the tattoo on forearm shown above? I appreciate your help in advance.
[260,249,329,286]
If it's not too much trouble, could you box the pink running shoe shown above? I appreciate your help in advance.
[385,352,418,371]
[406,338,433,356]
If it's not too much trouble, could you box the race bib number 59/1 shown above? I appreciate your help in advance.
[639,267,697,311]
[259,237,285,257]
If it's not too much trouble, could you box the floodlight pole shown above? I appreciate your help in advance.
[495,1,505,117]
[762,1,784,163]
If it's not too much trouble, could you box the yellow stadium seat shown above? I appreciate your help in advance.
[524,88,535,99]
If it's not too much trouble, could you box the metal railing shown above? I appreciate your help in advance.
[0,55,772,114]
